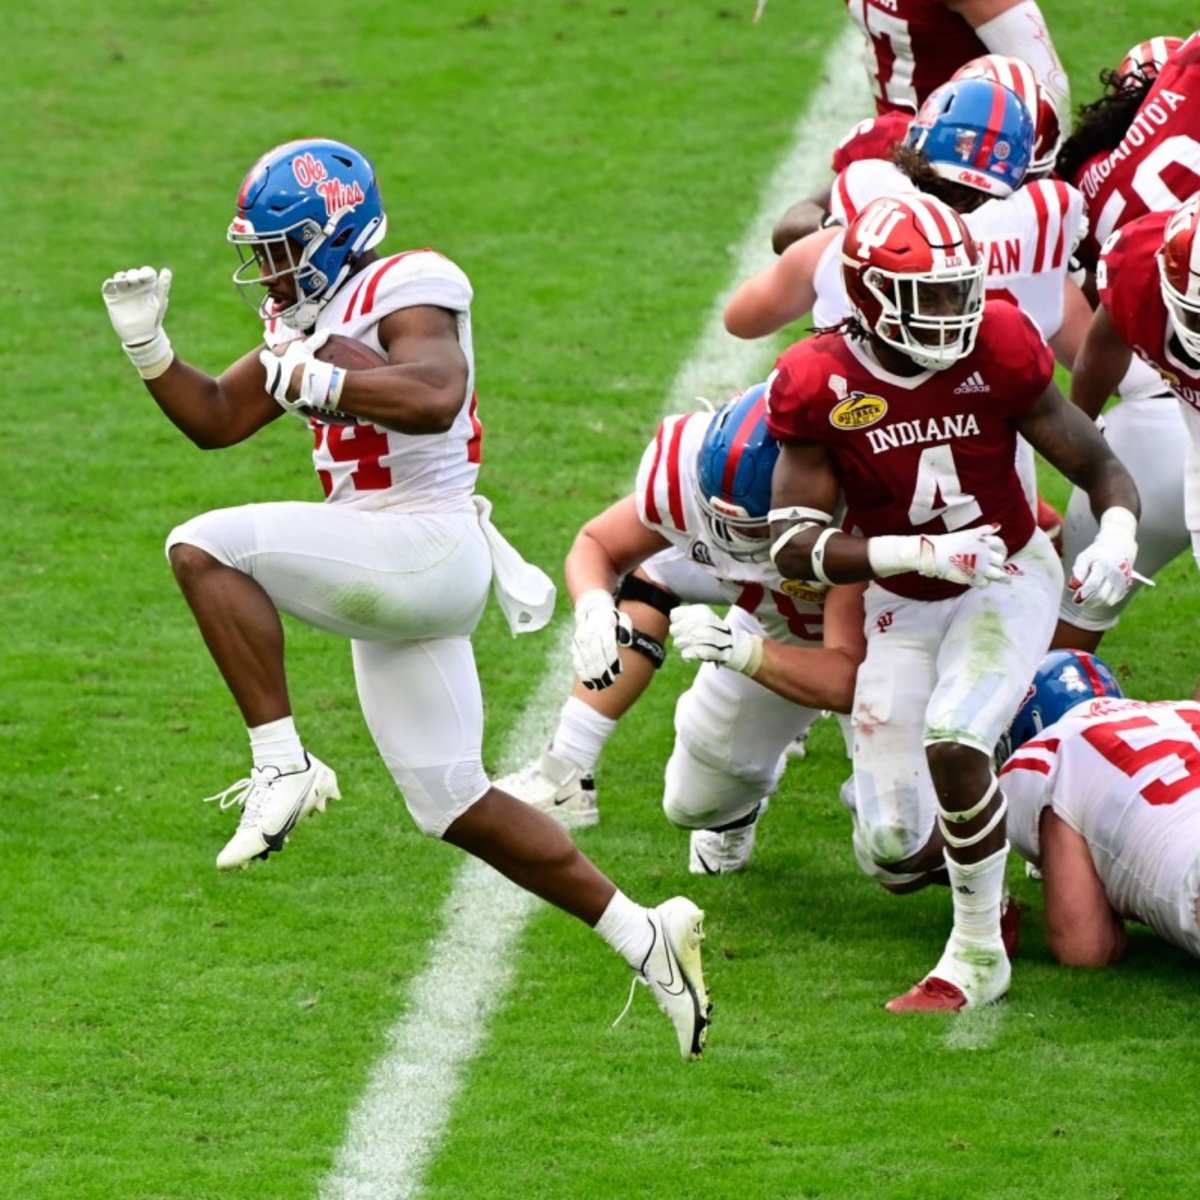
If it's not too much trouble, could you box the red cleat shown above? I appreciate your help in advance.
[1000,896,1022,960]
[885,975,967,1014]
[1036,497,1064,556]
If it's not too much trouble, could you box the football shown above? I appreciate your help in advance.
[303,335,388,425]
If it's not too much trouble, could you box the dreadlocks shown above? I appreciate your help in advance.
[1057,69,1155,185]
[890,144,990,213]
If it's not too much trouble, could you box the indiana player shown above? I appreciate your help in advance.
[1001,651,1200,967]
[1062,195,1200,689]
[730,78,1089,532]
[100,138,710,1059]
[764,192,1140,1011]
[1050,36,1198,652]
[844,0,1068,120]
[499,385,862,874]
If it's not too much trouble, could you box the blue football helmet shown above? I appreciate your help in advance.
[999,650,1124,761]
[228,138,387,330]
[904,77,1034,198]
[695,383,779,561]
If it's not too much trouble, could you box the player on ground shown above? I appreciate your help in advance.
[1059,197,1200,680]
[764,192,1140,1011]
[499,385,861,874]
[1001,651,1200,967]
[845,0,1068,119]
[101,137,710,1059]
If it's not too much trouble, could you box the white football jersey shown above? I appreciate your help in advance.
[821,159,1087,340]
[1002,698,1200,958]
[634,412,826,645]
[263,250,482,512]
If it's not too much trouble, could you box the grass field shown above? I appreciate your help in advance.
[5,3,1200,1198]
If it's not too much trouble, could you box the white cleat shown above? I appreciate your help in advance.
[688,799,768,875]
[886,933,1011,1013]
[618,897,710,1059]
[204,754,340,871]
[495,749,598,828]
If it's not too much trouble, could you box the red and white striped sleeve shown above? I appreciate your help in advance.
[828,159,917,226]
[634,413,700,536]
[1022,179,1087,274]
[340,249,473,325]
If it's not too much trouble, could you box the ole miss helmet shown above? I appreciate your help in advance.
[695,383,779,561]
[952,55,1062,180]
[999,650,1123,761]
[1115,36,1184,89]
[841,194,985,371]
[1158,195,1200,361]
[904,77,1035,198]
[228,138,386,331]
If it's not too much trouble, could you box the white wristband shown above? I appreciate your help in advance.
[866,534,921,578]
[124,329,175,380]
[737,634,765,678]
[1098,506,1137,542]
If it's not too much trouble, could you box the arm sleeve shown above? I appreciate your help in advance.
[973,0,1070,124]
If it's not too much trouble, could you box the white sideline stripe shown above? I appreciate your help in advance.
[943,1004,1005,1051]
[318,27,871,1200]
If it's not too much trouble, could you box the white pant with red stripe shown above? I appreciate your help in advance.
[851,531,1062,875]
[166,500,494,836]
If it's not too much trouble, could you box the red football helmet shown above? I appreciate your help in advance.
[1116,36,1184,89]
[842,194,985,371]
[1158,195,1200,361]
[951,55,1062,179]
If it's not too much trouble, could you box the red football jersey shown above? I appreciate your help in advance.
[765,301,1054,600]
[844,0,987,116]
[831,111,912,173]
[1070,32,1200,268]
[1099,209,1200,414]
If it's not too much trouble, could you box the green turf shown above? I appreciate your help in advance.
[3,2,1198,1198]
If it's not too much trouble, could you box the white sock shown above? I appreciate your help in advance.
[594,889,654,970]
[248,716,306,774]
[550,696,617,777]
[944,843,1009,947]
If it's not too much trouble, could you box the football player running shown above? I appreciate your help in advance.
[764,192,1140,1012]
[1063,194,1200,692]
[499,384,865,874]
[101,138,710,1059]
[1001,651,1200,968]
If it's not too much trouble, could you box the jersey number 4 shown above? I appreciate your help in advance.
[907,445,982,531]
[1082,710,1200,806]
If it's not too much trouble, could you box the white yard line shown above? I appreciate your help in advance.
[318,28,871,1200]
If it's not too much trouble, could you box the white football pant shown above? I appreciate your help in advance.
[166,500,493,836]
[851,530,1062,878]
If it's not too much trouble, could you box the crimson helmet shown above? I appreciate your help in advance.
[841,194,985,370]
[1158,196,1200,361]
[1116,36,1184,89]
[951,55,1062,179]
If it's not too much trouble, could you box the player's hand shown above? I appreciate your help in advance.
[570,588,633,690]
[101,266,174,378]
[917,524,1009,588]
[670,604,763,675]
[1069,507,1137,607]
[259,330,343,415]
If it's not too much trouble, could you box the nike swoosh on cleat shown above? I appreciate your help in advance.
[694,851,718,875]
[260,786,314,852]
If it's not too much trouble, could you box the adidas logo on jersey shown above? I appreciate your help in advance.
[953,372,990,395]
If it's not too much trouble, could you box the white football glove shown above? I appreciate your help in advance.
[868,524,1009,589]
[570,588,633,690]
[101,266,174,379]
[669,604,764,676]
[259,330,345,417]
[1069,506,1137,607]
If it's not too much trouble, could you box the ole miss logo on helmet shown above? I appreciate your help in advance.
[291,150,366,219]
